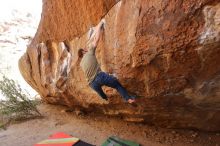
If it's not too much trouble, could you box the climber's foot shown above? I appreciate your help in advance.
[127,98,135,104]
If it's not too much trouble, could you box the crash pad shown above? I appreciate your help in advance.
[102,136,139,146]
[34,132,79,146]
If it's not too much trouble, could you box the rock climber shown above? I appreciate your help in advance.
[78,19,135,104]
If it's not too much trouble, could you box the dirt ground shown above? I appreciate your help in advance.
[0,103,219,146]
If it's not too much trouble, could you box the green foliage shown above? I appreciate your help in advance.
[0,75,41,128]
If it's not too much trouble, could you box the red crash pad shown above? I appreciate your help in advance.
[34,132,79,146]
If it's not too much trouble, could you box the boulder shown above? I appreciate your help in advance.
[19,0,220,131]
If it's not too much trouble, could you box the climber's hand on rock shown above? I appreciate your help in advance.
[101,18,106,29]
[88,27,95,40]
[98,18,105,30]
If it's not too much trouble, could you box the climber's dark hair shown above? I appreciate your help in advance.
[78,48,84,58]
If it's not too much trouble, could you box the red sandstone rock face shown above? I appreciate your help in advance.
[19,0,220,131]
[33,0,118,43]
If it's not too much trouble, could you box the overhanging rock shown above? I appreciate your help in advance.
[19,0,220,131]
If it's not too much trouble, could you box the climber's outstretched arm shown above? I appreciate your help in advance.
[91,19,105,48]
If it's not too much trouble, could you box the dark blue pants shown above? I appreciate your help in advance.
[89,72,131,101]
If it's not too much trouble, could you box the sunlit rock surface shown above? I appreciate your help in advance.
[19,0,220,131]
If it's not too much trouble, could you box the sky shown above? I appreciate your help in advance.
[0,0,42,21]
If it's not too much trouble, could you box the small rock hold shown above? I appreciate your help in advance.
[190,139,194,143]
[175,137,179,140]
[143,130,148,138]
[75,110,85,116]
[151,132,157,137]
[61,109,66,113]
[65,108,74,112]
[164,136,171,143]
[191,132,198,138]
[175,133,180,137]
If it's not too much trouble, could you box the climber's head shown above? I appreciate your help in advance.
[78,48,87,58]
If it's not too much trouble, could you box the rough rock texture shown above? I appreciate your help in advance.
[19,0,220,131]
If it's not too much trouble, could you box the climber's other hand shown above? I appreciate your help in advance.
[101,18,106,29]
